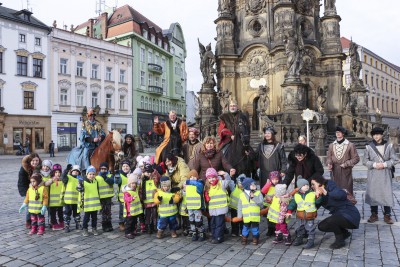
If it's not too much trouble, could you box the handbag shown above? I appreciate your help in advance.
[343,189,357,205]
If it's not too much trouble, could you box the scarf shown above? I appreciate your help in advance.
[336,138,345,144]
[204,148,217,159]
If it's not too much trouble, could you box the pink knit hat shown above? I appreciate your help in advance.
[206,168,218,179]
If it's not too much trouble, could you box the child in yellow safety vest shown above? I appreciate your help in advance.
[114,159,132,231]
[141,163,160,234]
[260,171,281,237]
[62,164,82,233]
[267,184,292,245]
[286,178,322,249]
[45,164,65,231]
[122,173,143,239]
[77,165,101,237]
[19,173,49,235]
[185,169,206,241]
[40,160,53,184]
[96,162,115,232]
[229,174,245,237]
[204,168,231,244]
[237,178,264,245]
[154,176,181,239]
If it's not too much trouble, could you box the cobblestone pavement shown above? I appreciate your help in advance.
[1,152,400,266]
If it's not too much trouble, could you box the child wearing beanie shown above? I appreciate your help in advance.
[115,159,132,232]
[96,162,115,232]
[267,184,292,245]
[62,164,82,233]
[229,174,245,237]
[234,177,264,245]
[141,163,160,234]
[46,164,65,230]
[77,165,101,236]
[204,168,231,244]
[122,173,143,239]
[19,173,48,235]
[261,171,281,237]
[185,169,206,241]
[154,176,181,238]
[40,160,53,184]
[286,177,322,249]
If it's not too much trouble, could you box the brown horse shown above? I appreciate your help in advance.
[90,130,124,173]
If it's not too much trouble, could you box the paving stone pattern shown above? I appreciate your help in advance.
[1,152,400,266]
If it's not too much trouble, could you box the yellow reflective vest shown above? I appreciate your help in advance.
[208,182,228,210]
[186,184,201,210]
[96,174,114,199]
[64,175,79,204]
[123,189,143,217]
[294,193,317,213]
[267,196,281,223]
[49,179,64,207]
[143,180,157,204]
[28,186,45,214]
[240,191,261,223]
[79,179,101,212]
[158,191,178,217]
[263,186,276,207]
[118,174,128,202]
[229,185,242,210]
[180,191,188,216]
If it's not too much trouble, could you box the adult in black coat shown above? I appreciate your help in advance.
[311,175,360,249]
[285,144,324,187]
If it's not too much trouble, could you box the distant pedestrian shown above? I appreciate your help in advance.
[49,140,55,157]
[363,127,399,224]
[24,137,30,154]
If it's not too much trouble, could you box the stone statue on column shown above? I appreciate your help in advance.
[257,85,270,114]
[324,0,336,15]
[283,21,304,82]
[217,89,231,113]
[198,39,216,88]
[218,0,232,16]
[316,86,327,112]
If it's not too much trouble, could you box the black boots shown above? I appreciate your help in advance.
[330,234,346,249]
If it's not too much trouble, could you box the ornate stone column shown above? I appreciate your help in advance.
[215,0,235,55]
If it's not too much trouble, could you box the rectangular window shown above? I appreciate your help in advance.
[140,71,145,86]
[0,52,3,73]
[106,93,112,109]
[76,61,84,77]
[162,78,166,90]
[148,73,153,86]
[106,67,112,81]
[33,58,43,78]
[92,92,98,107]
[155,55,159,65]
[23,91,34,109]
[119,70,125,83]
[364,74,368,85]
[17,56,28,76]
[155,76,160,87]
[372,97,375,109]
[60,89,68,105]
[91,64,98,79]
[120,95,126,110]
[76,90,84,106]
[142,29,148,39]
[60,58,67,74]
[151,35,155,43]
[34,128,44,149]
[148,51,153,64]
[111,123,127,137]
[161,58,166,71]
[140,48,145,63]
[19,33,26,43]
[35,37,41,46]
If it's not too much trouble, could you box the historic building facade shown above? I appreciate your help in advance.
[0,6,51,154]
[74,5,187,136]
[49,28,133,151]
[341,37,400,128]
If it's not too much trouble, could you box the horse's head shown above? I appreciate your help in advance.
[238,118,250,149]
[111,130,124,160]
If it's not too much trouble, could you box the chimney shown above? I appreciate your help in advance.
[100,12,108,39]
[88,18,95,38]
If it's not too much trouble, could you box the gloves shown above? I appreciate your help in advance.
[157,196,163,202]
[77,175,84,182]
[41,206,47,215]
[169,196,174,204]
[19,203,27,214]
[114,173,121,183]
[170,187,180,193]
[204,191,210,203]
[76,185,84,192]
[66,164,73,171]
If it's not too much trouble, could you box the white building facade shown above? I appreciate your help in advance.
[50,28,133,151]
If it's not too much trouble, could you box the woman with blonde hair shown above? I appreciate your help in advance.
[193,136,235,181]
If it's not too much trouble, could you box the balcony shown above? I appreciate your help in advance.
[148,85,163,95]
[148,63,163,74]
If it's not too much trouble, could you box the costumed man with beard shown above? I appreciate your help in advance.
[182,127,202,170]
[153,110,189,164]
[326,126,360,195]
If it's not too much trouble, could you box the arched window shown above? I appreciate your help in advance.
[145,97,148,110]
[140,96,144,109]
[152,99,156,111]
[156,100,159,112]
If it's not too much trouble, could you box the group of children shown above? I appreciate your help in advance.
[19,156,323,249]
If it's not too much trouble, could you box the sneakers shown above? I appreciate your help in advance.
[284,234,292,246]
[37,226,45,235]
[272,233,283,244]
[52,224,63,231]
[210,238,223,244]
[198,232,206,242]
[92,228,99,236]
[82,229,89,237]
[191,231,199,241]
[125,233,135,239]
[368,213,378,223]
[64,224,71,233]
[29,226,38,235]
[303,239,314,249]
[384,214,394,224]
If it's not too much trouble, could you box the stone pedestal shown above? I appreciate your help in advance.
[281,81,307,124]
[198,84,218,135]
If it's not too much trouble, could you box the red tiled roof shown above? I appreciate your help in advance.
[340,37,351,49]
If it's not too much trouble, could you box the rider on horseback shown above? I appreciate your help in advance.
[80,108,106,171]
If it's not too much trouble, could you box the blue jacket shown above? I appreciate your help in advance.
[186,179,205,210]
[320,180,360,228]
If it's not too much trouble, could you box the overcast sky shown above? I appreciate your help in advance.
[3,0,400,93]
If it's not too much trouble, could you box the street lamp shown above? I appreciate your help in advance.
[301,108,316,147]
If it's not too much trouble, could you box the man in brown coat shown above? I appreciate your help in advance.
[326,126,360,194]
[182,127,202,170]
